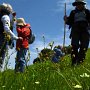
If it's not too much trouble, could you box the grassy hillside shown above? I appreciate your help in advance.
[0,49,90,90]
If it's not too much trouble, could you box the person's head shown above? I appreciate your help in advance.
[54,45,63,50]
[72,0,86,10]
[0,3,13,15]
[16,18,26,26]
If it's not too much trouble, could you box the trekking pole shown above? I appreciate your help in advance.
[63,3,66,52]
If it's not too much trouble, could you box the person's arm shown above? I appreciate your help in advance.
[66,10,75,25]
[1,15,19,40]
[87,9,90,24]
[16,26,23,34]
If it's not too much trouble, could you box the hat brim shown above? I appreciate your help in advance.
[72,2,86,6]
[16,23,25,26]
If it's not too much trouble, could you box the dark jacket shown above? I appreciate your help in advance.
[0,14,5,35]
[66,8,90,29]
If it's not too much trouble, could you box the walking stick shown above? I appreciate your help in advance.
[63,3,66,52]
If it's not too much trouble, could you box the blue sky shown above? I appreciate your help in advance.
[1,0,90,69]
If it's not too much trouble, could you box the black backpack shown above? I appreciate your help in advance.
[75,9,90,23]
[28,29,35,44]
[69,8,90,29]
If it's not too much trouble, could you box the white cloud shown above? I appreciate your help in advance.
[56,0,90,12]
[31,41,45,51]
[56,0,74,12]
[31,32,70,51]
[56,0,90,11]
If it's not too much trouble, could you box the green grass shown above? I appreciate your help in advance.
[0,49,90,90]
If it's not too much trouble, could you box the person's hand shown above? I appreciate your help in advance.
[12,12,16,17]
[18,37,23,40]
[63,15,68,23]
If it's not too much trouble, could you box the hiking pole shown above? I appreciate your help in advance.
[63,3,66,52]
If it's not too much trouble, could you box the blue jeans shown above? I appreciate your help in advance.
[15,48,28,72]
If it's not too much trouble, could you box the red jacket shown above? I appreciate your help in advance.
[16,24,31,50]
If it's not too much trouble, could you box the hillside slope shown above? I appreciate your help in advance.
[0,49,90,90]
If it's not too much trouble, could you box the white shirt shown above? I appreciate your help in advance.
[1,15,18,40]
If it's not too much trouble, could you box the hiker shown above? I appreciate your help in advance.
[15,18,32,73]
[64,0,90,65]
[52,45,65,63]
[0,3,22,70]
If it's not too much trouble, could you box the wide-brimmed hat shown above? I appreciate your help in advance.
[16,18,26,26]
[72,0,86,6]
[0,3,13,13]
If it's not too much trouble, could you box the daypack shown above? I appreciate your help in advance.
[74,9,90,22]
[68,9,90,29]
[28,29,35,44]
[22,25,35,44]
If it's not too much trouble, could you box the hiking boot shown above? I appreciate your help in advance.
[71,58,78,66]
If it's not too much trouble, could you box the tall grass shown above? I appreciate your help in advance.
[0,49,90,90]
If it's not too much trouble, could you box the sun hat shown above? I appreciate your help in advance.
[0,3,13,13]
[72,0,86,6]
[16,18,26,26]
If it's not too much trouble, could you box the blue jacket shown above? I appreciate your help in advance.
[52,48,64,63]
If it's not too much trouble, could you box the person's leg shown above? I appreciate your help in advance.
[19,60,26,72]
[71,45,79,65]
[15,50,21,72]
[78,32,89,64]
[15,61,20,73]
[16,48,28,72]
[71,30,79,65]
[0,36,7,70]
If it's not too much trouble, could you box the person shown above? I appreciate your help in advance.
[64,0,90,65]
[15,18,32,73]
[0,3,22,71]
[52,45,65,63]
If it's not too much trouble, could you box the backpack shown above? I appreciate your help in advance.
[69,9,90,29]
[20,25,35,44]
[28,29,35,44]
